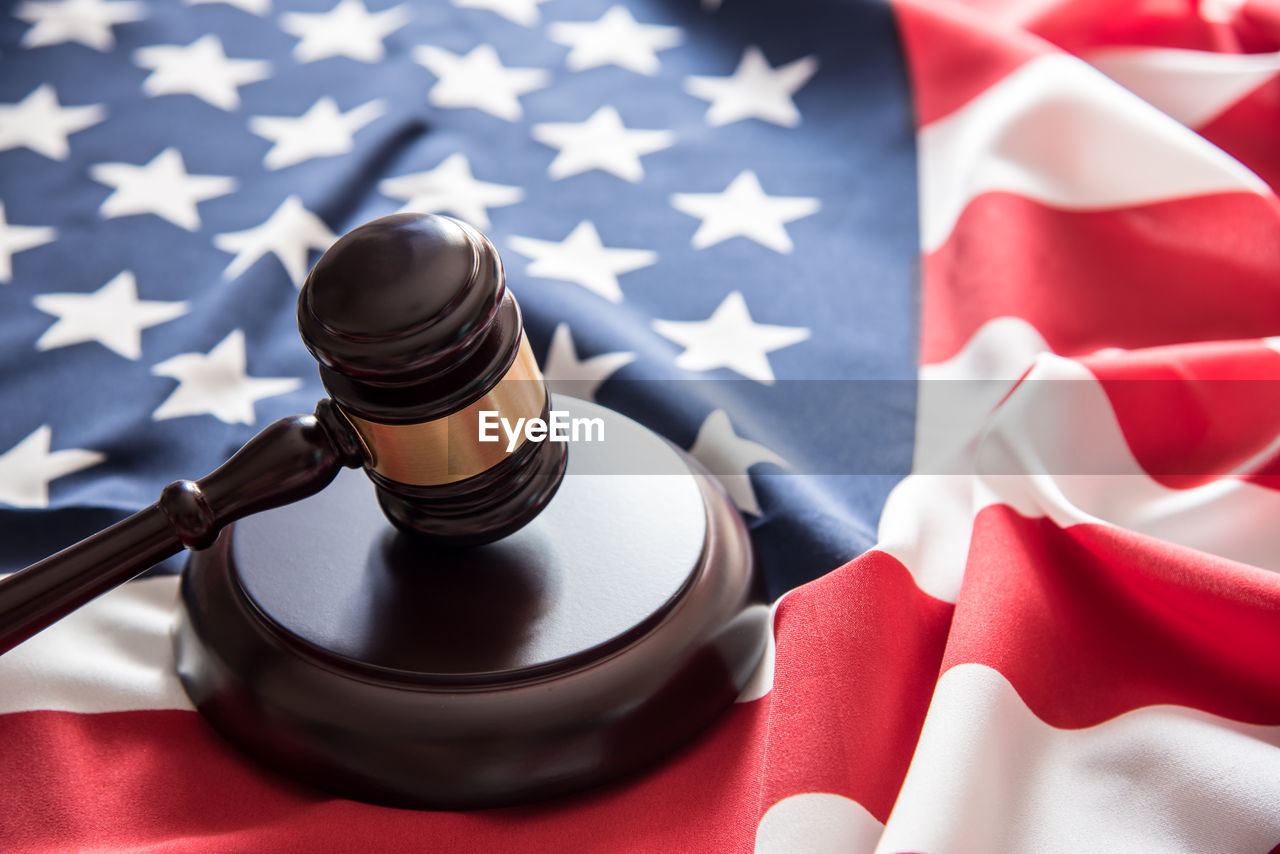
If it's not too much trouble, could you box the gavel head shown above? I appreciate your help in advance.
[297,213,566,545]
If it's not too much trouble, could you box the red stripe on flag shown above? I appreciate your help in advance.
[895,0,1043,126]
[943,505,1280,729]
[1201,79,1280,196]
[920,191,1280,364]
[1243,0,1280,46]
[758,549,953,822]
[0,706,762,854]
[951,0,1279,53]
[1081,340,1280,490]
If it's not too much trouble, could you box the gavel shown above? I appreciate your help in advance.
[0,213,764,808]
[0,214,563,653]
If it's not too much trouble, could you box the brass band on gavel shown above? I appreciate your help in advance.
[339,334,547,486]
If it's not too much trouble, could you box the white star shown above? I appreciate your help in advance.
[531,105,673,182]
[152,330,302,424]
[451,0,546,26]
[548,6,682,76]
[652,291,809,384]
[89,148,236,230]
[0,85,104,161]
[134,35,271,111]
[213,195,336,286]
[414,44,549,122]
[379,153,522,228]
[0,426,104,509]
[186,0,270,15]
[249,97,385,170]
[670,170,819,253]
[542,323,635,402]
[0,202,56,283]
[688,409,787,516]
[15,0,146,52]
[34,270,189,360]
[280,0,409,63]
[507,220,655,303]
[684,45,818,127]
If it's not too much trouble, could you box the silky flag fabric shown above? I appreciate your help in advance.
[1,0,1279,850]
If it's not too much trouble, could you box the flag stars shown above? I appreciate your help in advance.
[0,426,104,509]
[250,97,385,170]
[151,330,302,424]
[280,0,409,64]
[34,270,189,360]
[15,0,146,52]
[542,323,635,402]
[671,170,820,253]
[451,0,547,26]
[214,196,335,286]
[688,409,787,516]
[685,45,818,128]
[652,291,810,384]
[549,6,682,76]
[415,44,549,121]
[379,153,523,228]
[532,105,674,182]
[134,35,271,111]
[508,220,655,303]
[0,203,56,284]
[0,85,104,161]
[90,148,236,230]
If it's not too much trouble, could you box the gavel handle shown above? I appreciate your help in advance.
[0,401,364,655]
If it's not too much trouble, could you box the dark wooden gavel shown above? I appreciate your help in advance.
[0,214,566,654]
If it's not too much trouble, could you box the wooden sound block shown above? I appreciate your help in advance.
[172,396,767,809]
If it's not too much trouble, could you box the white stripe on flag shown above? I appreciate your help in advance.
[755,792,883,854]
[976,354,1280,573]
[879,328,1280,603]
[876,663,1280,854]
[1088,47,1280,128]
[0,575,191,715]
[919,52,1270,252]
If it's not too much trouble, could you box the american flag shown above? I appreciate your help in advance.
[2,0,1279,848]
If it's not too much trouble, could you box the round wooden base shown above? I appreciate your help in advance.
[172,397,766,809]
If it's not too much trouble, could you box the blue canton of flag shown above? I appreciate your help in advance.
[0,0,918,598]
